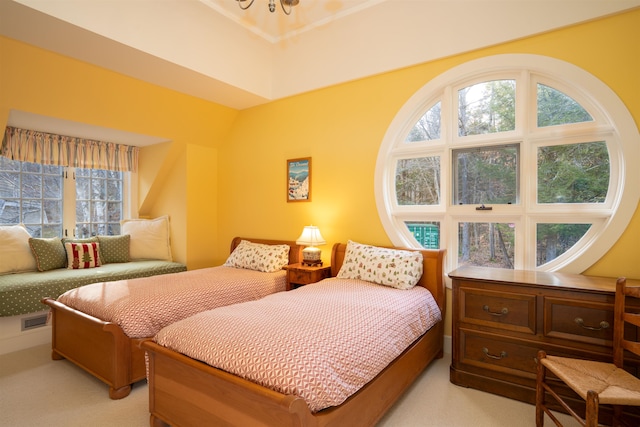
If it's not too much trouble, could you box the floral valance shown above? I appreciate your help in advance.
[1,126,139,172]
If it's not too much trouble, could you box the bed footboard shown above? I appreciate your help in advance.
[142,320,443,427]
[42,298,146,399]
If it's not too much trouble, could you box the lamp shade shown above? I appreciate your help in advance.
[296,226,326,246]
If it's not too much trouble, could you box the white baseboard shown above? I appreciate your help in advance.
[0,311,51,355]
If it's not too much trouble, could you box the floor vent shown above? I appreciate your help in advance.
[21,314,48,331]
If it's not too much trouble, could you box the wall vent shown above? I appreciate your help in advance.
[21,314,48,331]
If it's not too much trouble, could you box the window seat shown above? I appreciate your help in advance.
[0,260,187,317]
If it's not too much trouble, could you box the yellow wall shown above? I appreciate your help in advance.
[0,36,238,268]
[1,10,639,337]
[218,10,640,335]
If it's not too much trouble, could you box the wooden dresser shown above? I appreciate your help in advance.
[449,266,640,421]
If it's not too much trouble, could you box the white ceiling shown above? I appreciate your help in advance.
[1,0,639,143]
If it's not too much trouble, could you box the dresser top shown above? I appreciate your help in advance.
[448,266,639,293]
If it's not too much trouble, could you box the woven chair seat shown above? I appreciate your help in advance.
[542,355,640,406]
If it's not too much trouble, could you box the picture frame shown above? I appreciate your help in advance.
[287,157,311,202]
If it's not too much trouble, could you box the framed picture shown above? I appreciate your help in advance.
[287,157,311,202]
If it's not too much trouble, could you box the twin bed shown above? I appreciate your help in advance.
[142,242,446,427]
[42,237,303,399]
[42,236,446,426]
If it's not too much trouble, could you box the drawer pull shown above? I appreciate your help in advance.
[483,305,509,316]
[574,317,610,331]
[482,347,508,360]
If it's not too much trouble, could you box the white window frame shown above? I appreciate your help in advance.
[375,54,640,276]
[61,167,135,237]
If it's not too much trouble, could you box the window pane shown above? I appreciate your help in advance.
[22,199,42,224]
[537,84,592,127]
[453,144,518,205]
[458,222,515,269]
[0,159,63,233]
[395,157,441,205]
[458,80,515,136]
[536,223,591,266]
[405,221,440,249]
[76,175,90,199]
[43,175,62,198]
[76,168,123,236]
[405,102,441,142]
[0,172,20,197]
[22,174,42,198]
[537,141,609,203]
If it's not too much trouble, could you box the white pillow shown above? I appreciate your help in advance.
[224,240,290,273]
[120,216,172,261]
[0,224,37,274]
[337,240,423,289]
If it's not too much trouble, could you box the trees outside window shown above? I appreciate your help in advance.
[375,54,639,274]
[0,158,124,238]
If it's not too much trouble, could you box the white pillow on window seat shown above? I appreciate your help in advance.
[120,216,172,261]
[0,224,37,274]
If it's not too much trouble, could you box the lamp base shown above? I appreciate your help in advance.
[301,246,322,267]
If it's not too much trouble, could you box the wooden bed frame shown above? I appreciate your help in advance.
[142,243,446,427]
[42,237,302,400]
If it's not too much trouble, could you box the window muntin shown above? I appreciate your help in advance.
[0,158,126,238]
[452,144,519,206]
[458,80,516,136]
[537,84,592,127]
[0,158,63,237]
[405,221,440,249]
[75,168,123,237]
[406,101,441,142]
[536,223,591,267]
[458,222,515,269]
[375,54,640,274]
[395,157,441,205]
[537,141,609,204]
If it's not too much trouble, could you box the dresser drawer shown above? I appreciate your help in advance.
[459,286,536,334]
[458,329,539,376]
[544,297,613,346]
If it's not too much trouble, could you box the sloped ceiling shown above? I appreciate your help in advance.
[2,1,639,112]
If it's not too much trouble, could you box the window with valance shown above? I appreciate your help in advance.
[1,126,138,237]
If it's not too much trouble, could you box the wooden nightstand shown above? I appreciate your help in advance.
[283,263,331,290]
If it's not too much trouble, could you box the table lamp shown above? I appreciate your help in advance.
[296,225,326,266]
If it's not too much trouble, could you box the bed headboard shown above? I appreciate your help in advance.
[330,242,447,310]
[230,237,304,265]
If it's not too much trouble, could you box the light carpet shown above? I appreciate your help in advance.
[0,344,580,426]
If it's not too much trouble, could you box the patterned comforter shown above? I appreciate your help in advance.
[56,266,286,338]
[154,277,442,412]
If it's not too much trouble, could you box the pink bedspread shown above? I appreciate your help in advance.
[154,277,442,412]
[56,266,286,338]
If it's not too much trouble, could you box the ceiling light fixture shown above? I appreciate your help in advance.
[237,0,299,15]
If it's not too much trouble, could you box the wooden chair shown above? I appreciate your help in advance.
[536,277,640,427]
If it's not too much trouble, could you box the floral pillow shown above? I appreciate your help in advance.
[223,240,290,273]
[65,242,102,269]
[337,240,423,289]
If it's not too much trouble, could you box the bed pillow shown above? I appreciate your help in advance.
[0,225,37,274]
[28,237,67,272]
[223,240,290,273]
[336,240,423,290]
[97,234,130,264]
[120,216,172,261]
[65,241,102,269]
